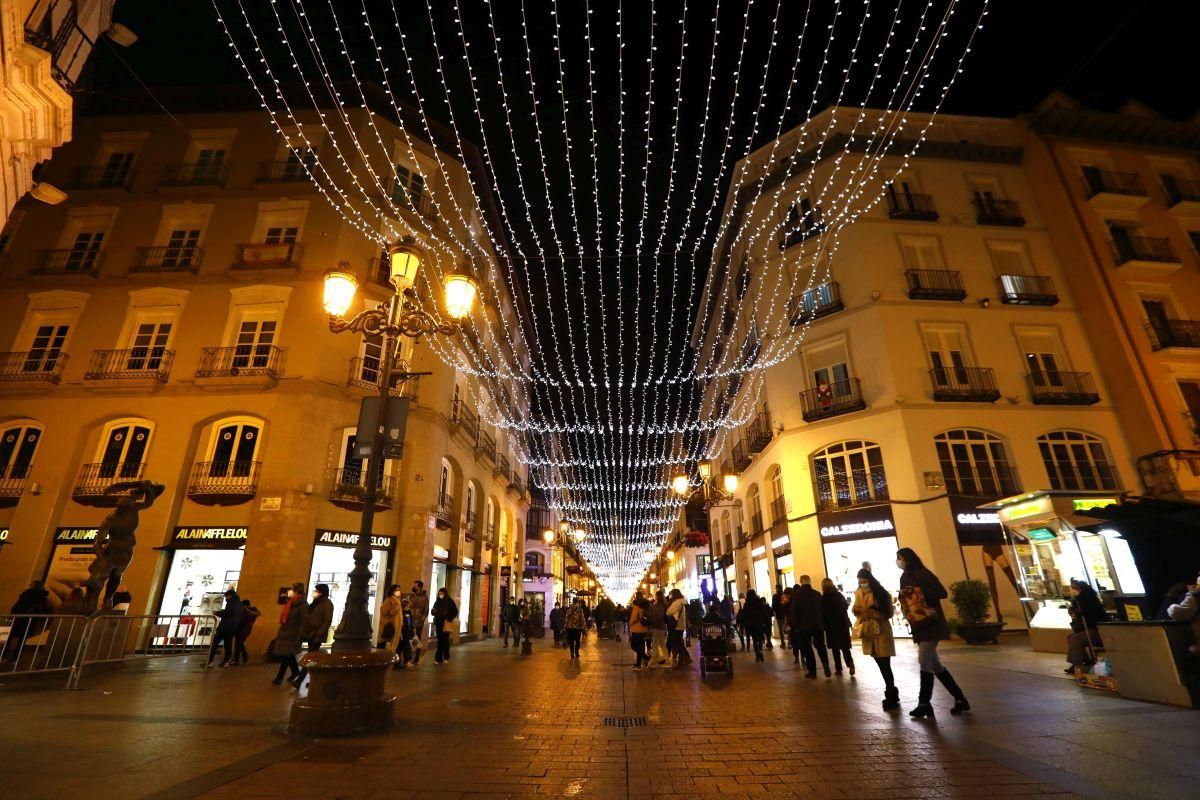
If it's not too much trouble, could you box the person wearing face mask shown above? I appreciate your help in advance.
[897,548,969,718]
[820,578,854,677]
[378,584,403,651]
[409,579,430,665]
[291,583,334,689]
[852,569,898,709]
[431,587,459,664]
[271,582,308,685]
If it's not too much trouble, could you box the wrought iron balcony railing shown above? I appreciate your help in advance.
[769,496,787,528]
[887,192,938,221]
[70,166,134,190]
[905,269,966,301]
[1163,176,1200,207]
[929,366,1001,402]
[494,453,511,482]
[130,245,203,274]
[731,439,750,473]
[434,492,455,526]
[973,198,1025,226]
[345,356,419,400]
[1112,235,1179,266]
[779,221,825,250]
[749,512,764,537]
[0,351,68,383]
[31,248,103,277]
[998,274,1058,306]
[816,468,890,512]
[1026,371,1100,405]
[942,464,1020,499]
[745,406,772,454]
[1147,319,1200,351]
[509,476,525,499]
[799,378,866,422]
[330,467,394,509]
[0,463,31,498]
[390,181,437,219]
[450,398,479,439]
[232,242,303,270]
[196,345,286,379]
[475,429,497,463]
[187,461,261,501]
[258,159,315,183]
[161,162,229,188]
[1084,168,1145,198]
[85,348,173,382]
[73,462,147,499]
[788,281,844,325]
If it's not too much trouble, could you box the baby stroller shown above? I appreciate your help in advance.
[699,622,733,677]
[598,619,618,640]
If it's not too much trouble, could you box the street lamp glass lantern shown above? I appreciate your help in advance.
[543,528,554,543]
[443,274,478,320]
[387,241,422,290]
[722,472,739,494]
[559,519,570,535]
[671,473,689,496]
[666,550,675,561]
[698,459,713,480]
[322,269,358,317]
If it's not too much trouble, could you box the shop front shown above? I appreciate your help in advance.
[982,491,1143,653]
[430,545,449,639]
[771,536,793,590]
[817,504,908,638]
[948,496,1025,629]
[155,526,248,646]
[43,527,100,610]
[459,557,474,635]
[750,545,771,598]
[309,528,395,646]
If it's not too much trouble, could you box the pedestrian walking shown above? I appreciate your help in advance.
[777,588,792,650]
[395,597,416,668]
[564,597,587,659]
[737,589,772,662]
[666,589,693,668]
[271,582,307,685]
[732,594,745,650]
[628,595,650,669]
[501,598,520,647]
[789,577,831,678]
[409,580,430,664]
[647,590,669,666]
[549,601,564,646]
[897,547,970,717]
[820,578,854,676]
[291,583,333,688]
[431,587,458,664]
[853,569,899,709]
[378,584,403,650]
[208,588,244,667]
[231,598,260,665]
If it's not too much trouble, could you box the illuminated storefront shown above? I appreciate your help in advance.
[43,527,100,610]
[309,528,395,646]
[817,504,908,639]
[157,526,248,620]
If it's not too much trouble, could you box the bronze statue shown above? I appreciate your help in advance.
[83,480,165,613]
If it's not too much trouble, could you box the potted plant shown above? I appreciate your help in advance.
[949,579,1004,644]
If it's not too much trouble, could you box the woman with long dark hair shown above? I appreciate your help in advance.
[852,569,898,709]
[897,547,970,718]
[1066,579,1108,673]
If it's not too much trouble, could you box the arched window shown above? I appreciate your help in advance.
[465,483,477,533]
[935,429,1019,497]
[485,496,496,538]
[812,440,888,511]
[93,418,153,480]
[525,551,544,570]
[439,458,453,502]
[722,510,733,552]
[1037,430,1120,491]
[1,421,43,484]
[746,483,764,536]
[766,465,786,526]
[204,417,261,480]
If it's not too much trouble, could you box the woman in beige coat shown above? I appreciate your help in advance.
[377,584,403,651]
[852,568,899,710]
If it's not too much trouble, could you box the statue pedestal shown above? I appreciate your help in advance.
[289,649,396,736]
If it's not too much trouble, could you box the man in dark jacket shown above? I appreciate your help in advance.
[208,588,245,667]
[789,576,830,678]
[291,584,333,688]
[548,601,564,646]
[232,598,261,665]
[502,599,520,647]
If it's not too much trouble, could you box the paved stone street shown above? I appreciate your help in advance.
[1,634,1197,800]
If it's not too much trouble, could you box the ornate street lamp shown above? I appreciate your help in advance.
[291,239,476,736]
[673,458,739,604]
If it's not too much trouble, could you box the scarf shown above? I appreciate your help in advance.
[280,594,302,625]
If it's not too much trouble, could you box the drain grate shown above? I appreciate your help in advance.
[603,715,647,727]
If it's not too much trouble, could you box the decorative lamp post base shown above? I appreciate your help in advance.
[289,649,396,736]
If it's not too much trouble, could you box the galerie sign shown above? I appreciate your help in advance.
[817,505,896,542]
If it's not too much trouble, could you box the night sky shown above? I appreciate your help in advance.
[83,0,1199,587]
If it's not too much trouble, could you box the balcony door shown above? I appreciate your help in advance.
[101,152,135,186]
[1142,298,1173,348]
[923,326,971,387]
[98,423,151,479]
[231,317,277,370]
[0,425,41,480]
[1018,329,1066,388]
[194,148,226,182]
[163,229,200,267]
[65,231,104,271]
[209,423,260,479]
[126,321,172,371]
[22,324,69,373]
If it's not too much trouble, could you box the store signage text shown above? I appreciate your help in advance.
[1072,498,1118,512]
[956,512,1000,526]
[0,528,9,543]
[820,519,895,540]
[1028,527,1057,542]
[433,545,450,560]
[54,527,99,544]
[997,496,1052,523]
[315,529,393,551]
[173,527,248,543]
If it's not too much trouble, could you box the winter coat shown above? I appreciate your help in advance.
[379,595,403,645]
[821,590,852,650]
[410,590,430,625]
[215,592,245,635]
[720,597,735,623]
[788,585,824,632]
[1069,590,1108,632]
[686,600,704,627]
[899,567,951,643]
[10,586,51,616]
[852,587,896,658]
[646,600,668,631]
[431,595,459,631]
[303,596,335,644]
[628,603,650,634]
[736,596,773,630]
[548,606,563,630]
[503,602,520,624]
[274,597,308,656]
[666,598,687,631]
[237,605,261,640]
[564,604,587,630]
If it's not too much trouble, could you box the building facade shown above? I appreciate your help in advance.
[691,108,1142,639]
[1,0,116,226]
[0,94,532,651]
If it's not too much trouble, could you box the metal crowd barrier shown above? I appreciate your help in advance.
[0,613,218,689]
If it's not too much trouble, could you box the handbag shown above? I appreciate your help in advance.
[442,620,456,633]
[853,617,881,639]
[900,586,938,627]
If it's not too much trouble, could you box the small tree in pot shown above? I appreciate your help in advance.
[949,578,1004,644]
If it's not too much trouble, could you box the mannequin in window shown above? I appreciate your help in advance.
[83,481,165,613]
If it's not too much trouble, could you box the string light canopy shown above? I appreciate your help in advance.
[211,0,990,597]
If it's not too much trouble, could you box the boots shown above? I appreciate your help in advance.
[909,671,935,718]
[936,669,971,715]
[882,686,900,710]
[413,647,422,665]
